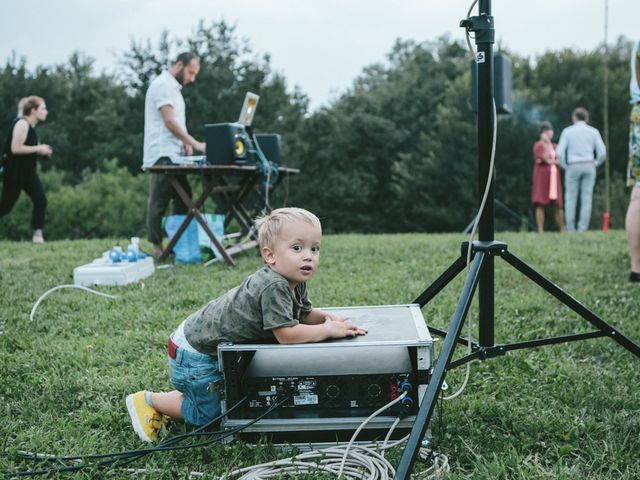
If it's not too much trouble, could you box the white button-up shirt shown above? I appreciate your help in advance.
[556,121,606,169]
[142,70,186,167]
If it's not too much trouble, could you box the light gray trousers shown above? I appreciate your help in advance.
[564,162,596,232]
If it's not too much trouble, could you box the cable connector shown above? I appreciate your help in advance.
[399,379,413,394]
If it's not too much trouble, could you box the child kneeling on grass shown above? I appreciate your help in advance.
[126,207,367,442]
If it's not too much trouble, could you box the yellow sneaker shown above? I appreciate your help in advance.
[126,391,163,443]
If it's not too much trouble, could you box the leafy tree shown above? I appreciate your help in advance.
[118,20,309,162]
[287,37,474,232]
[0,24,635,237]
[0,53,136,180]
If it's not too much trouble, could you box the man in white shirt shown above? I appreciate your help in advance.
[556,107,606,232]
[626,40,640,282]
[143,52,206,257]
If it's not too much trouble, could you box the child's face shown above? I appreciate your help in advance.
[262,219,322,288]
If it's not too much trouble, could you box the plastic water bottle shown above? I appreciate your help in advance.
[130,237,140,254]
[122,237,140,262]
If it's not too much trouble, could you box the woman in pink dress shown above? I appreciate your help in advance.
[531,122,565,232]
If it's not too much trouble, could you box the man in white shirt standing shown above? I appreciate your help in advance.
[556,107,606,232]
[143,52,206,257]
[626,40,640,282]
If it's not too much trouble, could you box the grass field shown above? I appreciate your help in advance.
[1,231,639,479]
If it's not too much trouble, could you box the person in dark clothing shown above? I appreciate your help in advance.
[0,95,52,243]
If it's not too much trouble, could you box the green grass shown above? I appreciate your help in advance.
[1,231,639,479]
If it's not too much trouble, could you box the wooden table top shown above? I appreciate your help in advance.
[146,164,300,176]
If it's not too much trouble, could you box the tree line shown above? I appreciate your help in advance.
[0,20,635,239]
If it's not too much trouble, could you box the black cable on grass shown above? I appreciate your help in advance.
[5,395,289,478]
[101,405,286,475]
[7,396,283,477]
[12,395,249,464]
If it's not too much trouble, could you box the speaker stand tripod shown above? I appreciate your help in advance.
[394,2,640,478]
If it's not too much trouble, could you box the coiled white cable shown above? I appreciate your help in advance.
[336,392,408,476]
[30,284,118,322]
[219,392,449,480]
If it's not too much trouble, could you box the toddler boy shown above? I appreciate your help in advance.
[126,207,366,442]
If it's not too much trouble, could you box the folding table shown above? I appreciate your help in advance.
[146,164,299,266]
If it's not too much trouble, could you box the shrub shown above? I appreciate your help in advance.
[0,160,148,240]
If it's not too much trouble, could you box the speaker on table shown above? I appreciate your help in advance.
[205,122,251,165]
[254,133,282,165]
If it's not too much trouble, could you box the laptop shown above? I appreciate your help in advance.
[237,92,260,127]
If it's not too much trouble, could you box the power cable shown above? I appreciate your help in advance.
[251,132,279,205]
[4,395,289,478]
[29,284,117,323]
[222,392,449,480]
[13,394,248,464]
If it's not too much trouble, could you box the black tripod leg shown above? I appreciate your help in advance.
[502,251,640,358]
[395,251,485,480]
[414,255,472,345]
[413,255,468,307]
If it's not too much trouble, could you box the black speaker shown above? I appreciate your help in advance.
[470,53,512,114]
[205,122,251,165]
[254,133,281,165]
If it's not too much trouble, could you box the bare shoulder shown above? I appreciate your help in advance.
[13,118,29,131]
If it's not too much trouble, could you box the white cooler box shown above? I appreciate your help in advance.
[73,256,155,286]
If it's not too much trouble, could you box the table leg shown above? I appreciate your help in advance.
[161,176,235,266]
[216,176,259,239]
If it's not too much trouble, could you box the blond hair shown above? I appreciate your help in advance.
[255,208,321,249]
[17,97,27,117]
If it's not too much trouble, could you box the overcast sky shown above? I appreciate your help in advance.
[1,0,638,110]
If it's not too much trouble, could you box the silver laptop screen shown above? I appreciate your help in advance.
[238,92,260,126]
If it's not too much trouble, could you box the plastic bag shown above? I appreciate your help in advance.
[197,213,225,260]
[164,215,201,263]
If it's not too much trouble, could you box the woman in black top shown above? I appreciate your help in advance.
[0,96,53,243]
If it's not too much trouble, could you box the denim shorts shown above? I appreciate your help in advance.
[168,345,222,426]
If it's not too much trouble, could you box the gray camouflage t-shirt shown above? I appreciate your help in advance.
[183,266,313,355]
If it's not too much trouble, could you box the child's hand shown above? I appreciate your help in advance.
[323,317,367,338]
[323,313,349,323]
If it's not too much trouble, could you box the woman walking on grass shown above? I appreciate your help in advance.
[0,96,53,243]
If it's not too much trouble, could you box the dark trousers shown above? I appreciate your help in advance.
[0,170,47,231]
[147,168,192,245]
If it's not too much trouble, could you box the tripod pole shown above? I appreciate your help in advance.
[395,6,498,477]
[394,251,485,479]
[474,0,496,347]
